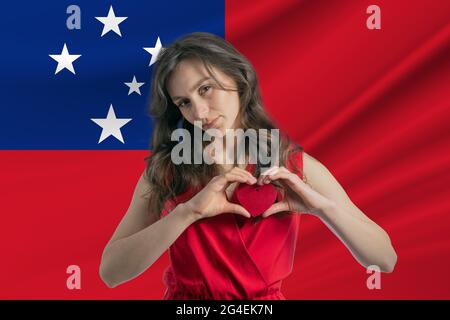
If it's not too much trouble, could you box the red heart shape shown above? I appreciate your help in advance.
[234,183,278,217]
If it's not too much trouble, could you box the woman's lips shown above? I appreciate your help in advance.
[203,116,221,130]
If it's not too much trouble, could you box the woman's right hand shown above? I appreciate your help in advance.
[185,167,257,220]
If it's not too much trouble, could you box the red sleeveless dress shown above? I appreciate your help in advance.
[161,149,304,300]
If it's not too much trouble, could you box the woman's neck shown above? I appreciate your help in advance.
[211,130,250,174]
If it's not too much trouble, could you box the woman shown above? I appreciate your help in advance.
[99,32,397,299]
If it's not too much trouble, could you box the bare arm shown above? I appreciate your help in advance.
[260,152,397,273]
[99,171,197,288]
[302,152,397,272]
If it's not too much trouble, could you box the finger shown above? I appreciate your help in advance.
[260,166,279,176]
[213,174,246,191]
[269,166,294,179]
[236,170,257,184]
[222,174,249,189]
[223,202,251,218]
[262,201,290,218]
[258,166,279,185]
[275,167,306,185]
[267,171,301,189]
[260,169,279,185]
[225,172,256,185]
[216,173,253,192]
[230,167,257,182]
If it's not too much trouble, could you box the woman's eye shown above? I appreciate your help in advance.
[176,86,211,108]
[178,100,189,108]
[199,85,211,95]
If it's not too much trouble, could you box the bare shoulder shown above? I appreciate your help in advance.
[302,150,345,192]
[302,150,346,200]
[137,169,152,196]
[302,151,326,185]
[133,170,157,220]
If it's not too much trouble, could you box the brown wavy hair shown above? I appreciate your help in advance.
[144,32,303,218]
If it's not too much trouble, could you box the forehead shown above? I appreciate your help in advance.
[167,59,235,97]
[167,59,208,93]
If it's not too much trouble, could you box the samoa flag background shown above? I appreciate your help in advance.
[0,0,449,299]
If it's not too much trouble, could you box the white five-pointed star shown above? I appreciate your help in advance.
[124,76,145,95]
[95,6,128,37]
[143,36,164,66]
[91,104,132,144]
[49,43,81,74]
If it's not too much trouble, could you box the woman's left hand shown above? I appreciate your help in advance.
[258,166,335,218]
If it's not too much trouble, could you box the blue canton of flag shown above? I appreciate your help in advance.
[1,1,224,150]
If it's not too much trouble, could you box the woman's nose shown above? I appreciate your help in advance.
[190,100,209,121]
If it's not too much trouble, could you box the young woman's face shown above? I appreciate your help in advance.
[167,58,241,135]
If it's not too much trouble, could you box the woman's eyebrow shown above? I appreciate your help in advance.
[171,76,211,101]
